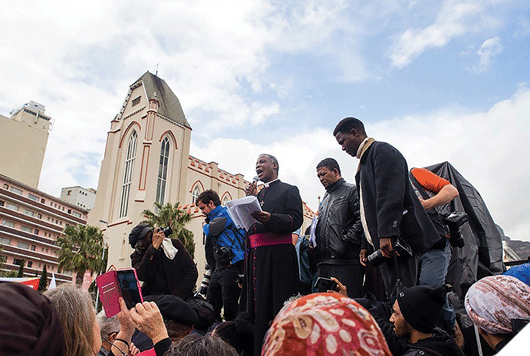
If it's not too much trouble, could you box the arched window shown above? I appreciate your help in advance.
[119,131,138,218]
[221,193,231,206]
[192,185,202,203]
[155,137,170,205]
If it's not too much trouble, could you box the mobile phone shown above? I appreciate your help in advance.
[314,277,338,292]
[96,268,144,317]
[117,269,143,309]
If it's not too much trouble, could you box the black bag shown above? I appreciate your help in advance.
[187,295,215,331]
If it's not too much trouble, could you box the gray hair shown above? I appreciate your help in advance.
[97,310,120,339]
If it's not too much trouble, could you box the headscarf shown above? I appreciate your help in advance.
[0,282,65,355]
[465,275,530,334]
[261,292,392,356]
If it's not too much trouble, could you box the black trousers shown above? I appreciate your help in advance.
[206,261,243,321]
[317,261,364,298]
[243,243,299,356]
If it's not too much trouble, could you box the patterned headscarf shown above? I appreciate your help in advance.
[465,275,530,335]
[261,293,392,356]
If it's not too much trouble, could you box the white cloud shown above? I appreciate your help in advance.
[388,0,499,69]
[471,36,503,73]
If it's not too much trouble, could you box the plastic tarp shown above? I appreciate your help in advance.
[416,162,506,299]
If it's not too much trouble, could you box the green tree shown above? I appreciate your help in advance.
[142,202,195,258]
[56,224,105,285]
[38,264,48,291]
[17,260,25,277]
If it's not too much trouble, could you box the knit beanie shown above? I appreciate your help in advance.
[128,224,153,247]
[397,284,449,333]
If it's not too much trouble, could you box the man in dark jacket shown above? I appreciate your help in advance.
[129,224,198,301]
[390,284,464,356]
[334,117,443,302]
[315,157,364,297]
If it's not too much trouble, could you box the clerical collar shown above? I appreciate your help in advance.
[263,178,279,188]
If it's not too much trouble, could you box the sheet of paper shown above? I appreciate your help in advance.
[225,196,262,231]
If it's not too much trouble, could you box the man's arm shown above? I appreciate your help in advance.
[411,167,459,210]
[420,184,458,210]
[342,186,363,247]
[373,144,408,256]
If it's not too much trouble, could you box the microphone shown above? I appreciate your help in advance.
[253,176,259,183]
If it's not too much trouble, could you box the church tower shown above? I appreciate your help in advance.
[88,72,192,268]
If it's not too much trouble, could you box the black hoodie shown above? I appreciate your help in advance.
[403,328,464,356]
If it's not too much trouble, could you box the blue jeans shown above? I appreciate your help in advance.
[418,240,455,331]
[418,240,451,285]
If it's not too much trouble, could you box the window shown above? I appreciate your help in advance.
[2,184,8,190]
[6,203,19,211]
[0,200,4,206]
[132,96,141,106]
[38,213,42,219]
[17,242,29,249]
[155,137,170,205]
[0,237,11,245]
[41,198,45,204]
[68,209,71,214]
[13,258,24,266]
[27,261,33,268]
[30,245,36,251]
[1,220,15,228]
[192,185,202,203]
[28,193,39,201]
[72,211,81,218]
[10,187,23,195]
[21,225,33,233]
[222,194,231,206]
[25,209,36,217]
[67,190,72,196]
[34,229,39,235]
[119,130,138,218]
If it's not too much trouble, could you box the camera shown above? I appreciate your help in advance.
[367,238,413,267]
[367,249,386,266]
[442,211,467,248]
[215,246,233,267]
[394,238,413,259]
[160,226,173,238]
[314,277,338,292]
[198,264,212,296]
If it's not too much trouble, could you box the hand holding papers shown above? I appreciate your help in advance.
[225,196,262,231]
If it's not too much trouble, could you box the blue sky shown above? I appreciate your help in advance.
[1,0,529,242]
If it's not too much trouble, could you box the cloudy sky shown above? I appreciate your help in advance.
[1,0,529,242]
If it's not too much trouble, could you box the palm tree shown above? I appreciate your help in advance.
[141,202,195,258]
[56,224,105,285]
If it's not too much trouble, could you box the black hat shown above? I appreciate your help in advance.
[397,284,450,333]
[156,295,199,326]
[128,224,152,247]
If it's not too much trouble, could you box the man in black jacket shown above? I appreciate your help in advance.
[129,224,198,301]
[315,157,364,297]
[334,117,443,302]
[390,284,464,356]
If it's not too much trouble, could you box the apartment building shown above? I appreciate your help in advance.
[0,174,88,283]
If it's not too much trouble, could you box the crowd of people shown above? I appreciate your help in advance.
[2,117,530,356]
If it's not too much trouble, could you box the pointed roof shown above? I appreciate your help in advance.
[131,71,191,129]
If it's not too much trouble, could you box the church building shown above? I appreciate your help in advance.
[88,72,314,280]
